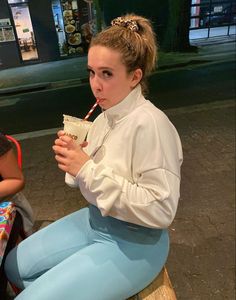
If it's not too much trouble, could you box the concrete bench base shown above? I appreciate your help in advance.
[128,267,177,300]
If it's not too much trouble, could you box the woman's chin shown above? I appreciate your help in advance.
[98,101,108,110]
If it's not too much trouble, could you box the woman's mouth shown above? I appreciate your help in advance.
[96,98,105,103]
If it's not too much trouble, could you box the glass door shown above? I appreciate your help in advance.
[8,0,38,61]
[52,0,67,56]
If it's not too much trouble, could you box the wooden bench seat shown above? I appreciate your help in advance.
[128,267,177,300]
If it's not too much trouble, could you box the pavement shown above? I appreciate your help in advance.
[4,35,236,299]
[9,99,235,300]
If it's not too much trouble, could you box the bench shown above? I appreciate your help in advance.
[128,267,177,300]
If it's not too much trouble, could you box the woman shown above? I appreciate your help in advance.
[5,14,183,300]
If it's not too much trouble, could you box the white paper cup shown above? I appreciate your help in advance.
[63,114,92,145]
[63,114,92,187]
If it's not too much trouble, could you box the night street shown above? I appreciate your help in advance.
[0,59,235,135]
[0,0,235,298]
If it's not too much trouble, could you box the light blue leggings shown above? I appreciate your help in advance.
[5,205,169,300]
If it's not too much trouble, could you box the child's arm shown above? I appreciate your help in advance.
[0,148,25,198]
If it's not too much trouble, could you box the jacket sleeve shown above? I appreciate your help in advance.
[77,160,181,228]
[75,114,182,229]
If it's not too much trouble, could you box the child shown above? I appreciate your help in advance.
[0,132,34,236]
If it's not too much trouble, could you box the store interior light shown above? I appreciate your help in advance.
[8,0,27,3]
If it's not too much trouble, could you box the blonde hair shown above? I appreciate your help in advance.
[89,14,158,94]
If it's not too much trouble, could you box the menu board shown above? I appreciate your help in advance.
[61,0,83,55]
[61,0,95,55]
[0,18,15,43]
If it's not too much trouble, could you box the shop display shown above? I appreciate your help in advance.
[60,0,96,56]
[61,1,82,55]
[0,19,15,43]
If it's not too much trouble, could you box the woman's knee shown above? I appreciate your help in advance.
[4,246,24,288]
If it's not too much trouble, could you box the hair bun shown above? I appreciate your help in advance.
[111,17,139,32]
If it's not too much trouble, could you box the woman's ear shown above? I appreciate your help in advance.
[130,68,143,88]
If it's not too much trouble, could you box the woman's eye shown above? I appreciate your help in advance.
[102,70,112,78]
[87,69,94,76]
[87,69,112,79]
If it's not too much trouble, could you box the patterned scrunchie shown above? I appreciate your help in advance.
[111,17,139,32]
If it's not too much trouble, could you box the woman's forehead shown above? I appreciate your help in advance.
[88,46,124,68]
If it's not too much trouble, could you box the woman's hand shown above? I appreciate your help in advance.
[52,130,90,177]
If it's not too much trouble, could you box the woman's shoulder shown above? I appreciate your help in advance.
[135,100,171,125]
[132,100,180,139]
[0,132,12,156]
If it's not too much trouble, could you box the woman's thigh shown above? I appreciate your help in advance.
[13,230,168,300]
[5,207,91,288]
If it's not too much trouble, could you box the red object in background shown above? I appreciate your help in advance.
[5,135,22,169]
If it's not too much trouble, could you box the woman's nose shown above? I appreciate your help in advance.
[90,75,102,92]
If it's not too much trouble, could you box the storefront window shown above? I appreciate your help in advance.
[8,0,39,61]
[190,0,236,39]
[52,0,97,57]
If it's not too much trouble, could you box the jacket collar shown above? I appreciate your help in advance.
[104,85,145,127]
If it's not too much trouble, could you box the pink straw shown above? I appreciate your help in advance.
[83,99,99,120]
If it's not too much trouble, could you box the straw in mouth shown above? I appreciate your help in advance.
[83,99,100,120]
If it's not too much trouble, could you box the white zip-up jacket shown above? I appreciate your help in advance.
[66,85,183,228]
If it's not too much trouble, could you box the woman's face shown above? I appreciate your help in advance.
[87,45,140,110]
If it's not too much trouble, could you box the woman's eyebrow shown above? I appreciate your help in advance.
[87,65,114,71]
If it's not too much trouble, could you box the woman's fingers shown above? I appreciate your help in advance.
[54,153,70,172]
[59,135,76,149]
[80,141,88,148]
[57,163,67,172]
[54,133,88,151]
[54,134,75,150]
[53,136,89,175]
[52,145,68,157]
[55,153,66,164]
[57,130,65,137]
[54,138,67,147]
